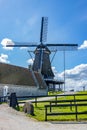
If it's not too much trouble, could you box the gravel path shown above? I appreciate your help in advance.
[0,104,87,130]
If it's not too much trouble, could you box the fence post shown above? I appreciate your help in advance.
[55,95,57,105]
[70,101,72,111]
[9,93,19,109]
[45,106,47,121]
[50,102,52,112]
[75,104,78,121]
[35,97,37,107]
[73,95,78,120]
[74,95,76,105]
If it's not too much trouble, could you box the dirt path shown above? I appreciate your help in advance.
[0,104,87,130]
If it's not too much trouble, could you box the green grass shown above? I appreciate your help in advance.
[19,91,87,121]
[48,91,63,95]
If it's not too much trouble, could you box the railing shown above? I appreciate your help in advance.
[1,93,86,105]
[45,98,87,121]
[17,93,87,106]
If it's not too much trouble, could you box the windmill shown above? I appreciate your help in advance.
[6,17,78,91]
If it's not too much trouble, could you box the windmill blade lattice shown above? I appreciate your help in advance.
[46,43,78,51]
[40,17,48,43]
[6,42,38,47]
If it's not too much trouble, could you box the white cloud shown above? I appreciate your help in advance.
[60,64,87,77]
[27,58,34,65]
[78,40,87,50]
[52,66,58,74]
[1,38,14,50]
[0,53,10,63]
[54,64,87,91]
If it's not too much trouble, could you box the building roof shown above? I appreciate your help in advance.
[0,63,46,89]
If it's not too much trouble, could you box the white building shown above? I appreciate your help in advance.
[0,63,47,96]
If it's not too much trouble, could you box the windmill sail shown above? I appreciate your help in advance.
[40,17,48,43]
[47,43,78,51]
[6,17,78,80]
[6,42,38,47]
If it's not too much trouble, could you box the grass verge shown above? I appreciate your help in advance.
[18,91,87,121]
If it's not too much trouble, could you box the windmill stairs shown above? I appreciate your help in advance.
[30,68,47,89]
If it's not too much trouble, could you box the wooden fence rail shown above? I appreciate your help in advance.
[17,93,87,107]
[45,99,87,121]
[0,93,87,105]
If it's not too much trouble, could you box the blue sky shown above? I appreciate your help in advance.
[0,0,87,91]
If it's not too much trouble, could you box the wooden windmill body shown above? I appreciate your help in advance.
[32,44,54,79]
